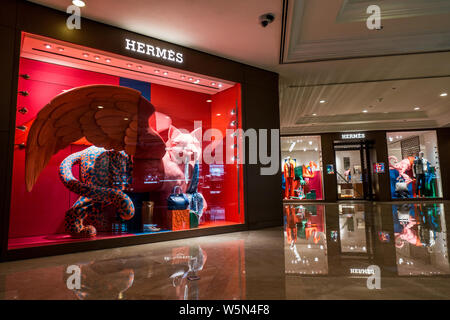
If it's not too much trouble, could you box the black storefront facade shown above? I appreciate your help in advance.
[0,0,283,261]
[281,128,450,202]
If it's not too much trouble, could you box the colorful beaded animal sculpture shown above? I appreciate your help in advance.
[25,85,206,237]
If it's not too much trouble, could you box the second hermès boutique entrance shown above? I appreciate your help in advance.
[334,141,376,200]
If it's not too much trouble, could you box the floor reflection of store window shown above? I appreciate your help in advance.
[387,131,443,199]
[393,203,449,276]
[281,136,324,200]
[284,204,328,275]
[339,204,367,253]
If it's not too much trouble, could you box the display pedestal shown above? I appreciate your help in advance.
[166,209,190,231]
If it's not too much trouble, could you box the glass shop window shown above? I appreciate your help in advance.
[387,131,442,199]
[281,136,324,200]
[8,33,244,250]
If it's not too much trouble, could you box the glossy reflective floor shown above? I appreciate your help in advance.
[1,201,449,300]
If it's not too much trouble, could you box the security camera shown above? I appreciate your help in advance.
[259,13,275,27]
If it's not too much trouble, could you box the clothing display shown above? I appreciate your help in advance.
[283,158,322,200]
[283,158,296,199]
[389,153,438,199]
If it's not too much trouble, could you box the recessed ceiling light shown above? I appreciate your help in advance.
[218,83,223,88]
[414,107,420,110]
[44,44,52,49]
[105,58,111,63]
[194,79,200,84]
[216,113,221,116]
[57,47,64,51]
[211,82,216,86]
[163,72,168,76]
[82,53,89,58]
[440,92,448,97]
[362,110,368,113]
[308,141,313,145]
[188,77,193,81]
[94,56,100,60]
[312,113,317,116]
[181,75,186,79]
[206,99,212,103]
[97,106,104,109]
[127,63,132,67]
[72,0,85,7]
[154,70,160,73]
[319,100,326,104]
[124,118,129,121]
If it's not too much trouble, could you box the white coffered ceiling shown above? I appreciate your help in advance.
[27,0,450,134]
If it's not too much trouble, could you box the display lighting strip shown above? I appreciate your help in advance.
[23,34,234,94]
[33,47,223,91]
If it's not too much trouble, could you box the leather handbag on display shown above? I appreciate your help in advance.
[167,186,189,210]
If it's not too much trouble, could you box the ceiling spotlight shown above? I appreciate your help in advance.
[218,83,223,88]
[308,141,313,145]
[231,109,236,115]
[97,106,104,109]
[137,66,143,70]
[319,100,326,104]
[82,53,89,58]
[188,77,193,81]
[124,118,129,121]
[216,113,221,116]
[163,72,168,76]
[57,47,64,52]
[105,58,111,63]
[206,99,212,103]
[44,44,52,49]
[94,56,100,60]
[362,110,368,113]
[312,113,317,116]
[127,63,132,67]
[211,82,216,86]
[440,92,448,97]
[414,107,420,110]
[194,79,200,84]
[181,75,186,79]
[154,70,160,73]
[303,148,307,152]
[314,148,318,151]
[72,0,86,7]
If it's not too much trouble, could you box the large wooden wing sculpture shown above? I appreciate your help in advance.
[25,85,166,192]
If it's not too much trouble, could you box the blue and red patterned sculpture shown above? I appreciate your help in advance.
[25,85,205,237]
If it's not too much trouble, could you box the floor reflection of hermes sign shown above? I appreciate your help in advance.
[341,133,365,139]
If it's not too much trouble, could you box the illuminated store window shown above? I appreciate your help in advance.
[8,33,244,250]
[387,131,442,199]
[281,136,324,200]
[393,203,449,276]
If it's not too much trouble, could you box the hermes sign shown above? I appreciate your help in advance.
[341,133,365,139]
[125,39,183,64]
